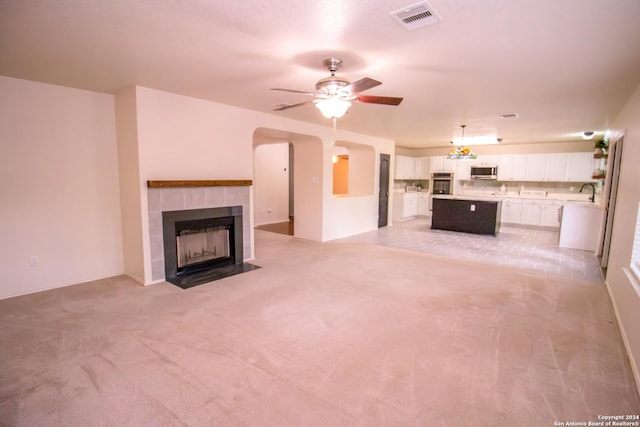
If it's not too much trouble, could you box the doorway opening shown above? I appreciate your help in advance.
[254,142,294,236]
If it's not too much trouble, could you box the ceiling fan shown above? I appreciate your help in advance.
[271,58,403,120]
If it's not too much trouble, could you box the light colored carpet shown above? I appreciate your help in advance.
[1,230,638,426]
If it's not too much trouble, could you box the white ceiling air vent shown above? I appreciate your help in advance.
[389,1,441,31]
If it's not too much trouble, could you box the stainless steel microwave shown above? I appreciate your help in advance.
[470,165,498,179]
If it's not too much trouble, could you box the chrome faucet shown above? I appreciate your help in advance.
[579,183,596,203]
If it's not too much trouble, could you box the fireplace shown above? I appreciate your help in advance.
[162,206,259,289]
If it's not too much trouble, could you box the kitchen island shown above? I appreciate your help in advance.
[431,196,502,235]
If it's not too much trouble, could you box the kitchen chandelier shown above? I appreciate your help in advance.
[447,125,478,160]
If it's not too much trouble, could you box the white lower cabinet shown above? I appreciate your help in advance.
[500,198,561,228]
[541,202,562,227]
[519,199,562,228]
[501,199,523,224]
[393,192,418,221]
[404,193,418,218]
[521,201,542,226]
[417,194,430,216]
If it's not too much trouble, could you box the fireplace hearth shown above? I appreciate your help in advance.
[162,206,259,289]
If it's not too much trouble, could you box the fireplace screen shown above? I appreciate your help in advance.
[163,206,258,289]
[176,225,230,269]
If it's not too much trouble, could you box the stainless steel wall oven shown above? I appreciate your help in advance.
[430,172,454,195]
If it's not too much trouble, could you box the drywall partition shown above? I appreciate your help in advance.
[0,76,124,299]
[291,134,324,241]
[323,137,395,241]
[114,86,146,284]
[607,82,640,395]
[339,141,375,196]
[253,127,324,242]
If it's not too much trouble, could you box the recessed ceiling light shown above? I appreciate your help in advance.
[500,113,519,119]
[582,131,595,140]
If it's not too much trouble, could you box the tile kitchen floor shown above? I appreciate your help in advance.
[339,217,604,283]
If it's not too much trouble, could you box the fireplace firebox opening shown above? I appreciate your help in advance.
[162,206,259,289]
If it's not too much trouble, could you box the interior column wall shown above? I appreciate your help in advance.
[114,87,145,284]
[607,82,640,394]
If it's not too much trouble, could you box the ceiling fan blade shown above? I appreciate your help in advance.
[347,77,382,94]
[356,95,403,106]
[273,100,315,111]
[270,88,316,96]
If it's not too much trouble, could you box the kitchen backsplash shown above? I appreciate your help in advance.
[457,179,601,197]
[394,180,429,192]
[393,177,601,199]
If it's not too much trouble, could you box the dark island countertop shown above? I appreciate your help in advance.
[431,196,502,236]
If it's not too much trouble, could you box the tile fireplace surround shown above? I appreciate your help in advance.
[147,182,252,283]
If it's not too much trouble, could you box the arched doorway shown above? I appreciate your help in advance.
[253,128,323,241]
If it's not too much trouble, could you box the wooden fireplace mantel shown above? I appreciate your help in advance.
[147,180,253,188]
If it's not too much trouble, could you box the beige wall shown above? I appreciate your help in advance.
[119,87,397,282]
[0,76,124,299]
[0,78,395,294]
[607,82,640,393]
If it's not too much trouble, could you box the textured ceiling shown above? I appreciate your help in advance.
[1,0,639,148]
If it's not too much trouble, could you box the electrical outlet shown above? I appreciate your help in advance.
[29,256,38,266]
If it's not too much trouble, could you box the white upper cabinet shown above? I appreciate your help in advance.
[545,153,568,181]
[475,155,499,166]
[430,156,455,173]
[496,154,527,181]
[456,160,472,180]
[525,154,547,180]
[498,152,590,182]
[415,157,431,179]
[566,152,595,181]
[395,156,430,180]
[406,152,593,182]
[394,155,415,179]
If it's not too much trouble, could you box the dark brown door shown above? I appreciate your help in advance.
[378,154,390,228]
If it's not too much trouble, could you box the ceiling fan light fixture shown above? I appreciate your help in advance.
[315,98,351,119]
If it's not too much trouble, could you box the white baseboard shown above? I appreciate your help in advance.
[0,271,125,300]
